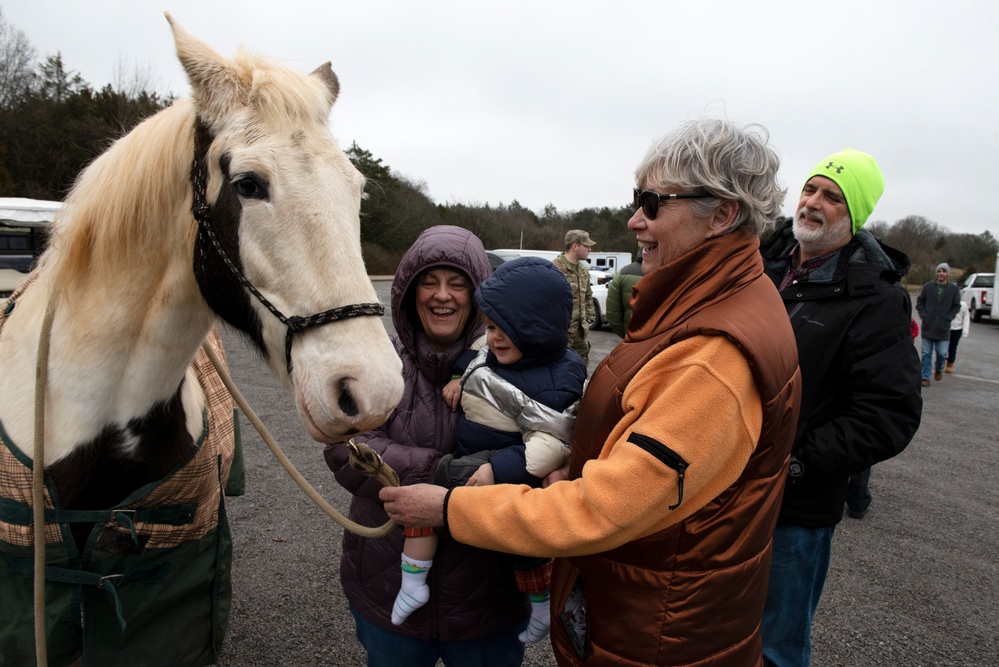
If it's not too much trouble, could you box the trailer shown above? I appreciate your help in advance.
[586,251,633,275]
[0,197,61,297]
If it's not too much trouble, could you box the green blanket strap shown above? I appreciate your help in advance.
[44,566,128,631]
[3,556,174,632]
[0,499,198,525]
[0,498,197,544]
[0,498,198,544]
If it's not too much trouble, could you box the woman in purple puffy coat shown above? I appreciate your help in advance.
[324,226,529,667]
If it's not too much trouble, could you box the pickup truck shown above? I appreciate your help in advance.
[960,272,994,322]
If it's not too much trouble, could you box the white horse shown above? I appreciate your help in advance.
[0,14,402,665]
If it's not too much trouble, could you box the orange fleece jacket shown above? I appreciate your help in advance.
[446,335,762,557]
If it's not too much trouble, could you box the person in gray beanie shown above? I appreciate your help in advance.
[916,262,962,386]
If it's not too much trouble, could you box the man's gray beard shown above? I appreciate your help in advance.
[792,209,851,256]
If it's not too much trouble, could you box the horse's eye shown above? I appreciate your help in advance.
[233,175,268,200]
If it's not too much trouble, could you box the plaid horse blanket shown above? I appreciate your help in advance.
[0,277,241,667]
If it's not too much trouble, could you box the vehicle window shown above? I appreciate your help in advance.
[974,275,995,288]
[0,233,32,253]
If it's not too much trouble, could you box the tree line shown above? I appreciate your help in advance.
[1,8,994,283]
[0,8,169,200]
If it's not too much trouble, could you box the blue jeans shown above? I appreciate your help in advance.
[920,337,949,380]
[762,524,836,667]
[350,605,527,667]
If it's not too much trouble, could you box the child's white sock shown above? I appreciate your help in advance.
[391,554,432,625]
[518,593,551,644]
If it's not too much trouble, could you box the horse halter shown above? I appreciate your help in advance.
[190,151,384,377]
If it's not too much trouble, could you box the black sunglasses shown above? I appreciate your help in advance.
[632,188,712,219]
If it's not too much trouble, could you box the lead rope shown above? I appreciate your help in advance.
[200,340,399,538]
[33,287,58,667]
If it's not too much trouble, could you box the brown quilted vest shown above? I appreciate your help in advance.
[550,232,801,666]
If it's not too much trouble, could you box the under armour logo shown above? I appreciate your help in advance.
[825,161,845,174]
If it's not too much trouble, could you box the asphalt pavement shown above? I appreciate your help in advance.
[213,280,999,667]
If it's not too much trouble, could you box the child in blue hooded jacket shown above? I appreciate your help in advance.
[391,257,587,644]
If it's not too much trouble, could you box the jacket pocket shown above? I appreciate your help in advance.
[627,432,688,510]
[552,561,589,662]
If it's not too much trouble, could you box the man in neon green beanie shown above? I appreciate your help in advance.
[759,149,923,667]
[805,148,885,234]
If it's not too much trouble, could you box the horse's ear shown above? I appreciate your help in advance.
[165,12,248,119]
[310,63,340,105]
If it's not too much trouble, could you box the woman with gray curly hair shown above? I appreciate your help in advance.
[633,118,787,238]
[381,118,802,666]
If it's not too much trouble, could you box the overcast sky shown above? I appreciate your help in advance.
[5,1,997,236]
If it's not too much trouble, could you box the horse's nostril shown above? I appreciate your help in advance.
[338,378,359,417]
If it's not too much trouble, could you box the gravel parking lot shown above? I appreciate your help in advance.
[214,280,999,667]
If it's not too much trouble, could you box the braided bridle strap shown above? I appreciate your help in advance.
[190,153,384,376]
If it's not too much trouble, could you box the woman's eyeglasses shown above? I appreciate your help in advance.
[632,188,712,219]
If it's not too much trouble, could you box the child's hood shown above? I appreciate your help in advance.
[475,257,572,369]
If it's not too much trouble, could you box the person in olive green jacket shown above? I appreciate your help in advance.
[605,260,644,337]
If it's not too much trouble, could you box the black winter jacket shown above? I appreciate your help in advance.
[761,223,923,526]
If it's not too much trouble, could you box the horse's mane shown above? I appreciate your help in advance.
[46,47,336,290]
[45,100,194,289]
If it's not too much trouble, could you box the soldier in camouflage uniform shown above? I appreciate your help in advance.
[553,229,596,366]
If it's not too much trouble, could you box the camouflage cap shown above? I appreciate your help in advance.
[565,229,596,247]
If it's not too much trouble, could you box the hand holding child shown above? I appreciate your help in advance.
[543,463,570,487]
[466,463,495,486]
[442,379,462,411]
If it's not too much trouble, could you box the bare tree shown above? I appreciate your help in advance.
[883,215,948,285]
[0,7,37,108]
[111,54,162,100]
[864,219,890,239]
[103,54,171,133]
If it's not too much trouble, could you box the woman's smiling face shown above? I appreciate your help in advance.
[415,268,472,350]
[628,186,715,272]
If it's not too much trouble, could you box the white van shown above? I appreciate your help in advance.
[490,248,561,263]
[1,198,61,297]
